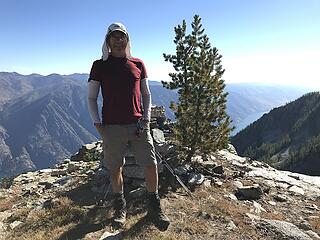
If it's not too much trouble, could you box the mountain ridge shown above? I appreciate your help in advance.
[231,92,320,176]
[0,78,96,177]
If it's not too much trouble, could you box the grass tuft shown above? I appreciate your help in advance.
[6,196,88,240]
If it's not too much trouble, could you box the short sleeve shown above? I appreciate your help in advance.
[88,60,101,82]
[140,60,148,80]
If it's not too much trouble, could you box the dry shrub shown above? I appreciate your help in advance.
[5,207,30,223]
[309,217,320,233]
[0,190,21,211]
[262,211,286,221]
[26,208,48,222]
[0,197,14,211]
[49,197,86,226]
[6,196,87,240]
[12,223,75,240]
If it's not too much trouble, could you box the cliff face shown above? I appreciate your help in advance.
[0,141,319,240]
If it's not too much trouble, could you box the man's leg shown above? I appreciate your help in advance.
[144,164,170,231]
[109,166,127,226]
[110,167,124,193]
[130,125,170,230]
[144,165,158,192]
[102,125,127,226]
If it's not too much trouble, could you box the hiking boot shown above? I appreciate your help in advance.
[146,192,170,231]
[113,192,127,227]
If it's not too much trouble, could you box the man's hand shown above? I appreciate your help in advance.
[140,119,150,130]
[136,118,150,137]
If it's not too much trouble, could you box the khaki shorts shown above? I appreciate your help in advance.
[100,124,157,170]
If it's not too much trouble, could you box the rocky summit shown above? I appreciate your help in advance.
[0,107,319,240]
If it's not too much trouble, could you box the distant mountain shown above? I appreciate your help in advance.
[0,72,313,177]
[225,83,310,134]
[0,72,80,110]
[0,72,36,110]
[149,82,309,134]
[231,92,320,176]
[0,73,97,178]
[149,81,178,120]
[62,73,90,81]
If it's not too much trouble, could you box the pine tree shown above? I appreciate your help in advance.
[163,15,233,162]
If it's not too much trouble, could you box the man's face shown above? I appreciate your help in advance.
[108,31,128,52]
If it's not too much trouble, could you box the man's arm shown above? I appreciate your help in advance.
[140,78,151,122]
[87,80,101,124]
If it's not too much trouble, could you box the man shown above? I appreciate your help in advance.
[87,22,170,230]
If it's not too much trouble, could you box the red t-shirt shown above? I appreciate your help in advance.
[89,56,147,124]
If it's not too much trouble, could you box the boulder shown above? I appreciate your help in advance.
[257,219,312,240]
[236,185,263,200]
[151,128,166,144]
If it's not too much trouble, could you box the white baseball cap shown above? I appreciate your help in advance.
[106,22,128,38]
[102,22,131,61]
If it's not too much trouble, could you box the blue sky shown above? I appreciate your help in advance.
[1,0,320,88]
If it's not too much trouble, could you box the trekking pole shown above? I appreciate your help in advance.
[135,120,192,197]
[103,182,112,201]
[155,149,193,198]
